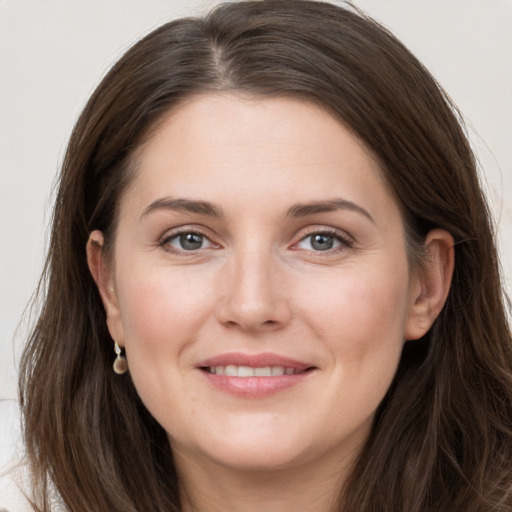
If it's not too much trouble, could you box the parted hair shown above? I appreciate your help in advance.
[19,1,512,510]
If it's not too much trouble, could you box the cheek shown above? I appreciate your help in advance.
[301,265,410,337]
[306,268,410,410]
[295,262,411,391]
[113,265,214,428]
[115,261,215,359]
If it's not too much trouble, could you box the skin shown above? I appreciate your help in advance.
[87,94,454,512]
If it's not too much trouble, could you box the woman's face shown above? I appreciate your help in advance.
[95,94,430,474]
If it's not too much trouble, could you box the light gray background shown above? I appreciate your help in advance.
[1,0,511,401]
[1,1,511,509]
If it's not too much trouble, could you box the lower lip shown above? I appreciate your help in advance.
[200,370,313,398]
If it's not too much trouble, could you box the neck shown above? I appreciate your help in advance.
[173,445,358,512]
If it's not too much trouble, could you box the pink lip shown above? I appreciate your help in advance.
[197,352,312,371]
[196,352,316,398]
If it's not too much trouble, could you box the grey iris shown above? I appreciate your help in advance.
[180,233,203,250]
[311,234,334,251]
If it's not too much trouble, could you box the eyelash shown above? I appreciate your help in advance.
[158,227,353,255]
[159,229,216,254]
[292,227,353,254]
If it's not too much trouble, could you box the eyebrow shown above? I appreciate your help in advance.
[286,199,374,223]
[141,197,224,219]
[140,196,374,223]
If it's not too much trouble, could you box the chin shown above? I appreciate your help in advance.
[203,441,310,473]
[170,419,316,473]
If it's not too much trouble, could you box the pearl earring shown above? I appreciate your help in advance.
[113,342,128,374]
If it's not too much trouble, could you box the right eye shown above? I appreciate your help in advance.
[296,232,343,252]
[162,231,214,252]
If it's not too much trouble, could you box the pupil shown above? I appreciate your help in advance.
[180,233,203,250]
[311,234,333,251]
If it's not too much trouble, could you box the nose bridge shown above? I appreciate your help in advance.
[216,239,290,331]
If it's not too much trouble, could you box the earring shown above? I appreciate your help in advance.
[113,342,128,374]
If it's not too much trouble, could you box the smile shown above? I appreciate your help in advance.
[197,353,316,397]
[204,365,303,376]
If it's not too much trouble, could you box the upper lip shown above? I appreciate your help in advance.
[197,352,314,371]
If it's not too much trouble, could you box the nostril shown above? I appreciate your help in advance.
[215,290,292,331]
[224,318,280,330]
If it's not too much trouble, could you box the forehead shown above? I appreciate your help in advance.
[121,93,398,221]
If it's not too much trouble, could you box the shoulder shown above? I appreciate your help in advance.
[0,400,31,512]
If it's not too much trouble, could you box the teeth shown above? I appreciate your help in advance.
[225,365,238,376]
[207,365,300,376]
[254,366,272,376]
[237,365,254,377]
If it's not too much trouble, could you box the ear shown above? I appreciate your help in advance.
[405,229,455,341]
[86,230,125,346]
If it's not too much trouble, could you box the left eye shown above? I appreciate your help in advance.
[165,232,213,251]
[296,233,344,252]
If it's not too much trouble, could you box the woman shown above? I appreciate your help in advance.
[19,1,512,511]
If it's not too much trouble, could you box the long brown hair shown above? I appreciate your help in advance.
[19,1,512,510]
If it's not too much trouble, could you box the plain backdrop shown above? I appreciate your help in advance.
[1,0,511,401]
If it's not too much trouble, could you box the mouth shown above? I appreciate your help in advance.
[200,365,313,377]
[196,352,317,397]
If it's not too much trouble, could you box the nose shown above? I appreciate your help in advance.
[215,249,292,332]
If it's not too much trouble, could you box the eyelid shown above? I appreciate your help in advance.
[158,225,220,253]
[157,224,353,254]
[291,226,354,252]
